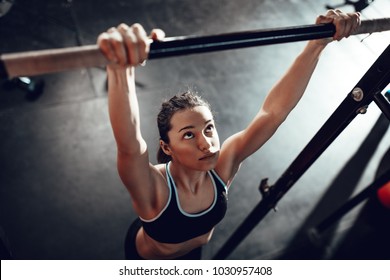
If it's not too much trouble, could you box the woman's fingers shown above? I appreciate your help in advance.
[324,9,361,41]
[97,23,159,67]
[108,27,129,65]
[117,23,140,66]
[131,23,150,64]
[313,9,361,46]
[97,31,118,64]
[150,28,166,41]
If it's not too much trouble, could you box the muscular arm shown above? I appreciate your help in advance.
[107,67,157,214]
[217,11,360,185]
[262,41,324,125]
[245,40,326,149]
[217,42,325,184]
[99,24,166,217]
[108,67,146,155]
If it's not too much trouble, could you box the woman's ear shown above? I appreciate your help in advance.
[160,140,172,156]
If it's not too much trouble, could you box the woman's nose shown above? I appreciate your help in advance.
[198,134,211,152]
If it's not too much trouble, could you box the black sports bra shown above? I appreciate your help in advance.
[140,162,228,244]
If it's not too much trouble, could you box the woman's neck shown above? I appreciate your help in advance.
[168,161,209,194]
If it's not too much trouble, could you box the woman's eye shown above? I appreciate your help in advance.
[183,132,194,139]
[205,125,214,133]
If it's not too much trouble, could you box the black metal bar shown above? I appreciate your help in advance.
[309,91,390,235]
[313,168,390,235]
[2,18,390,79]
[0,24,337,80]
[213,44,390,260]
[149,24,335,59]
[149,17,390,59]
[373,92,390,121]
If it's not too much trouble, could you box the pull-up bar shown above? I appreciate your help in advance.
[1,18,390,79]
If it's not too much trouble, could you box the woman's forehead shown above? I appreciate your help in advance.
[170,106,214,129]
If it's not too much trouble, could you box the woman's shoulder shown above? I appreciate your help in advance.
[150,163,169,189]
[153,163,167,177]
[214,158,238,189]
[135,163,170,220]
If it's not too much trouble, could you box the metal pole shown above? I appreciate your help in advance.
[312,168,390,236]
[373,92,390,121]
[1,18,390,79]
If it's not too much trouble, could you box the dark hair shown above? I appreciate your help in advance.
[157,90,212,163]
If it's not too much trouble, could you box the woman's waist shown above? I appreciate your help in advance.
[138,227,214,259]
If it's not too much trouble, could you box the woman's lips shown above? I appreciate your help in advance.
[199,153,217,160]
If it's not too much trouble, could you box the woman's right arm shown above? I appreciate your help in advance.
[108,60,146,152]
[98,24,166,217]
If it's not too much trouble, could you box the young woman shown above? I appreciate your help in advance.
[97,10,361,259]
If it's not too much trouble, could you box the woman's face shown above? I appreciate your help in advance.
[163,105,220,171]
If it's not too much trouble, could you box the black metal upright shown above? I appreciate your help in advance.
[213,44,390,259]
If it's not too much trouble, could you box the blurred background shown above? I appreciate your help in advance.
[0,0,389,260]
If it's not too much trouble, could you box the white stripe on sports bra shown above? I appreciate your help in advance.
[139,162,228,222]
[138,165,172,223]
[167,161,218,217]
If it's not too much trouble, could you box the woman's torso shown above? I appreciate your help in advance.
[136,162,228,259]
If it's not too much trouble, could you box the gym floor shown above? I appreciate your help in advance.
[0,0,389,260]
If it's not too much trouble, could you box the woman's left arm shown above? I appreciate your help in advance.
[259,10,361,127]
[217,10,360,185]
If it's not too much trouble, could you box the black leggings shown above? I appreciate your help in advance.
[124,218,202,260]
